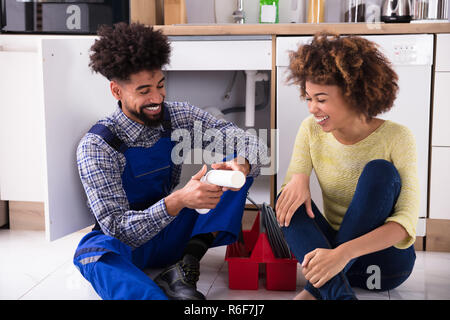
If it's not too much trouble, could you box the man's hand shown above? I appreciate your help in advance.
[211,156,250,191]
[165,165,223,216]
[181,164,224,209]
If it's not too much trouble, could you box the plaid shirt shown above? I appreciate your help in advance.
[77,101,266,248]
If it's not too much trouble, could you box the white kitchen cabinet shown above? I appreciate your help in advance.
[0,50,46,202]
[167,38,272,71]
[429,147,450,220]
[41,38,116,240]
[0,35,115,240]
[429,33,450,221]
[0,35,273,241]
[435,34,450,72]
[432,72,450,147]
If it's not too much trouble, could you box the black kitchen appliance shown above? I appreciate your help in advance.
[1,0,129,34]
[0,1,6,32]
[0,0,5,33]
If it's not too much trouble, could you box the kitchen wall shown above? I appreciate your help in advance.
[185,0,342,23]
[186,0,450,23]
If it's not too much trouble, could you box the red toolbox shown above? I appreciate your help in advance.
[225,212,298,291]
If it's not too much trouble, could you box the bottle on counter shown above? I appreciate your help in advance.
[411,0,429,20]
[307,0,326,23]
[260,0,279,23]
[365,0,382,23]
[342,0,366,22]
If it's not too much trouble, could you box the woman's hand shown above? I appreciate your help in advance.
[302,247,351,289]
[275,173,314,227]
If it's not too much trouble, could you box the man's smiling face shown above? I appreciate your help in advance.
[111,69,166,127]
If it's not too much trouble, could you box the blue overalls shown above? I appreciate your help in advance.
[73,106,253,300]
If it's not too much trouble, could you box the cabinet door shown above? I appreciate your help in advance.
[0,51,46,202]
[167,39,272,71]
[41,38,115,241]
[436,34,450,72]
[429,147,450,220]
[432,72,450,147]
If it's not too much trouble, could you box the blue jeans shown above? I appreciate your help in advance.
[280,160,416,300]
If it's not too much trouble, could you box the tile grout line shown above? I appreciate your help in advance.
[205,259,227,298]
[17,257,72,300]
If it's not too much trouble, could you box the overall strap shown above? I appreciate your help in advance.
[88,124,129,153]
[161,103,172,138]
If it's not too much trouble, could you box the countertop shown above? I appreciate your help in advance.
[154,22,450,36]
[1,23,449,40]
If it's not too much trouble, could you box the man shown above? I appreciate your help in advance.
[73,22,267,300]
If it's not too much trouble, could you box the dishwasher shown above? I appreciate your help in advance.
[276,34,434,237]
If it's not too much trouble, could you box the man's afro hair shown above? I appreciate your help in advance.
[89,22,171,81]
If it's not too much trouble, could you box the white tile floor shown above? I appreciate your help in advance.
[1,227,450,300]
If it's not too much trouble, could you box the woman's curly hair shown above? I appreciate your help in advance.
[287,33,399,120]
[89,22,171,81]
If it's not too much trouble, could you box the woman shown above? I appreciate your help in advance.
[275,33,419,300]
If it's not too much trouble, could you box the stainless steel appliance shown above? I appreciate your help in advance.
[1,0,129,34]
[381,0,412,22]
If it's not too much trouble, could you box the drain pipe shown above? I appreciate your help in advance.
[245,70,269,127]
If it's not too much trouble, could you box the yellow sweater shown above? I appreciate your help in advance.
[281,115,420,249]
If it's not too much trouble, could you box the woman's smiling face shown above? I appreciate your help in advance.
[304,81,361,133]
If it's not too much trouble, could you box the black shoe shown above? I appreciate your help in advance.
[154,254,206,300]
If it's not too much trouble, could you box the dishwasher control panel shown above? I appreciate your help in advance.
[393,43,419,63]
[372,35,434,66]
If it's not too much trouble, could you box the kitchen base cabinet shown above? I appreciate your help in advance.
[432,73,450,146]
[9,201,45,231]
[414,237,425,251]
[0,50,46,203]
[426,219,450,252]
[429,147,450,220]
[429,34,450,222]
[424,34,450,252]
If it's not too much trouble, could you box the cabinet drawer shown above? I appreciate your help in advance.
[432,72,450,147]
[429,147,450,220]
[166,40,272,71]
[436,34,450,72]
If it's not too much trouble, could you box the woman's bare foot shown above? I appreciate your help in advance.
[293,289,317,300]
